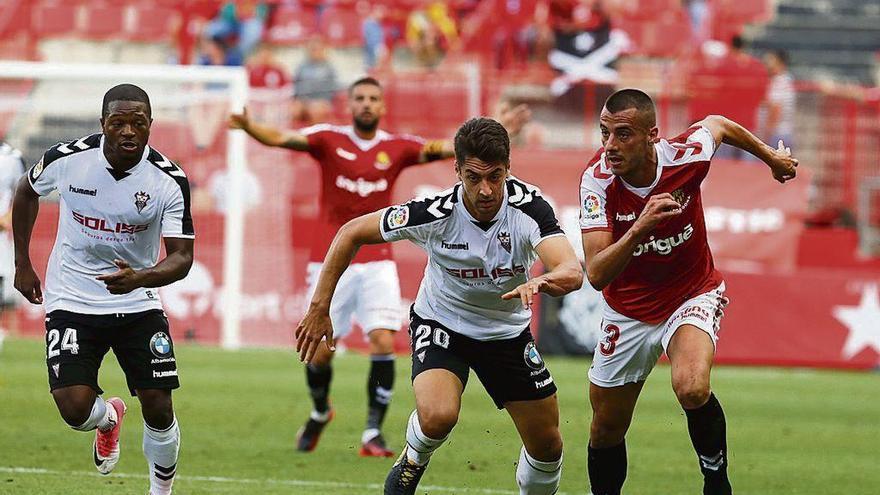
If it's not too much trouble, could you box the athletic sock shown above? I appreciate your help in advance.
[685,393,732,495]
[305,363,332,415]
[72,397,116,432]
[143,417,180,495]
[365,354,395,439]
[587,440,627,495]
[516,446,562,495]
[404,410,446,466]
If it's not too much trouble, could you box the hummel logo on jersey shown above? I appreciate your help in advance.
[497,231,511,253]
[633,223,694,257]
[616,212,636,221]
[52,363,60,378]
[441,241,468,250]
[69,185,97,196]
[336,147,357,160]
[134,191,150,213]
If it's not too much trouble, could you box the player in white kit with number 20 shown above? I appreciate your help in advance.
[12,84,194,495]
[295,117,584,495]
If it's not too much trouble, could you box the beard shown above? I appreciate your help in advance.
[353,114,379,133]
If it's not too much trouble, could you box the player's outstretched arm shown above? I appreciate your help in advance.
[697,114,798,183]
[295,211,387,363]
[11,176,43,304]
[501,236,583,309]
[96,238,194,294]
[583,193,682,291]
[227,106,310,151]
[419,104,532,163]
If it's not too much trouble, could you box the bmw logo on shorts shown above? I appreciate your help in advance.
[523,341,545,370]
[149,332,173,358]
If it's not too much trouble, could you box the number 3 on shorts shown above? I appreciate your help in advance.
[598,324,620,356]
[414,324,450,351]
[47,328,79,358]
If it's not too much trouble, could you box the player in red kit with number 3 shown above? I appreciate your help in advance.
[579,89,798,495]
[228,77,529,457]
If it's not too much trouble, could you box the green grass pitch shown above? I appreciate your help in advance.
[0,336,877,494]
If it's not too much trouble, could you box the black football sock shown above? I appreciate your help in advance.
[587,440,627,495]
[366,354,395,435]
[305,363,332,415]
[685,393,732,495]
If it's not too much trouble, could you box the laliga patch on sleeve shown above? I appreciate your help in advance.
[386,205,410,229]
[582,193,601,220]
[31,158,44,180]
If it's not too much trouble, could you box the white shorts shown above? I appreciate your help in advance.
[588,283,727,388]
[306,260,403,339]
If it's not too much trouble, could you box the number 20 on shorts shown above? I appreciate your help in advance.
[414,324,450,351]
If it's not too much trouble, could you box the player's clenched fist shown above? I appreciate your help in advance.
[227,106,251,131]
[632,193,681,234]
[14,263,43,304]
[767,139,798,184]
[294,308,336,363]
[501,278,548,310]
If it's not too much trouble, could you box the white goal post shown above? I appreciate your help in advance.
[0,60,249,349]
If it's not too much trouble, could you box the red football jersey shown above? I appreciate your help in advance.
[579,125,724,324]
[301,124,425,263]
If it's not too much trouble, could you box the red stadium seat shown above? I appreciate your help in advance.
[616,9,692,57]
[266,4,318,45]
[82,2,127,40]
[620,0,682,21]
[319,6,362,47]
[31,0,80,38]
[127,4,180,42]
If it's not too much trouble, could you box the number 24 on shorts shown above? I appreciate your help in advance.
[47,328,79,358]
[413,324,450,351]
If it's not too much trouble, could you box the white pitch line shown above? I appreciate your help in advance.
[0,466,567,494]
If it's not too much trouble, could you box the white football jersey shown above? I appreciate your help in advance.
[28,134,194,314]
[380,177,565,340]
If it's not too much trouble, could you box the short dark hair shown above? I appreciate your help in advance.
[731,34,744,50]
[603,88,656,127]
[454,117,510,166]
[769,48,789,66]
[349,76,382,95]
[102,83,151,119]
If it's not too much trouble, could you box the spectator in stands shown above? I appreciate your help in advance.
[292,38,338,124]
[406,2,459,69]
[761,49,795,150]
[363,4,389,70]
[683,0,710,42]
[248,44,290,90]
[197,37,244,66]
[203,1,269,61]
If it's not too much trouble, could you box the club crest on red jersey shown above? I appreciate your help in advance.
[498,231,511,253]
[374,151,391,170]
[670,188,691,210]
